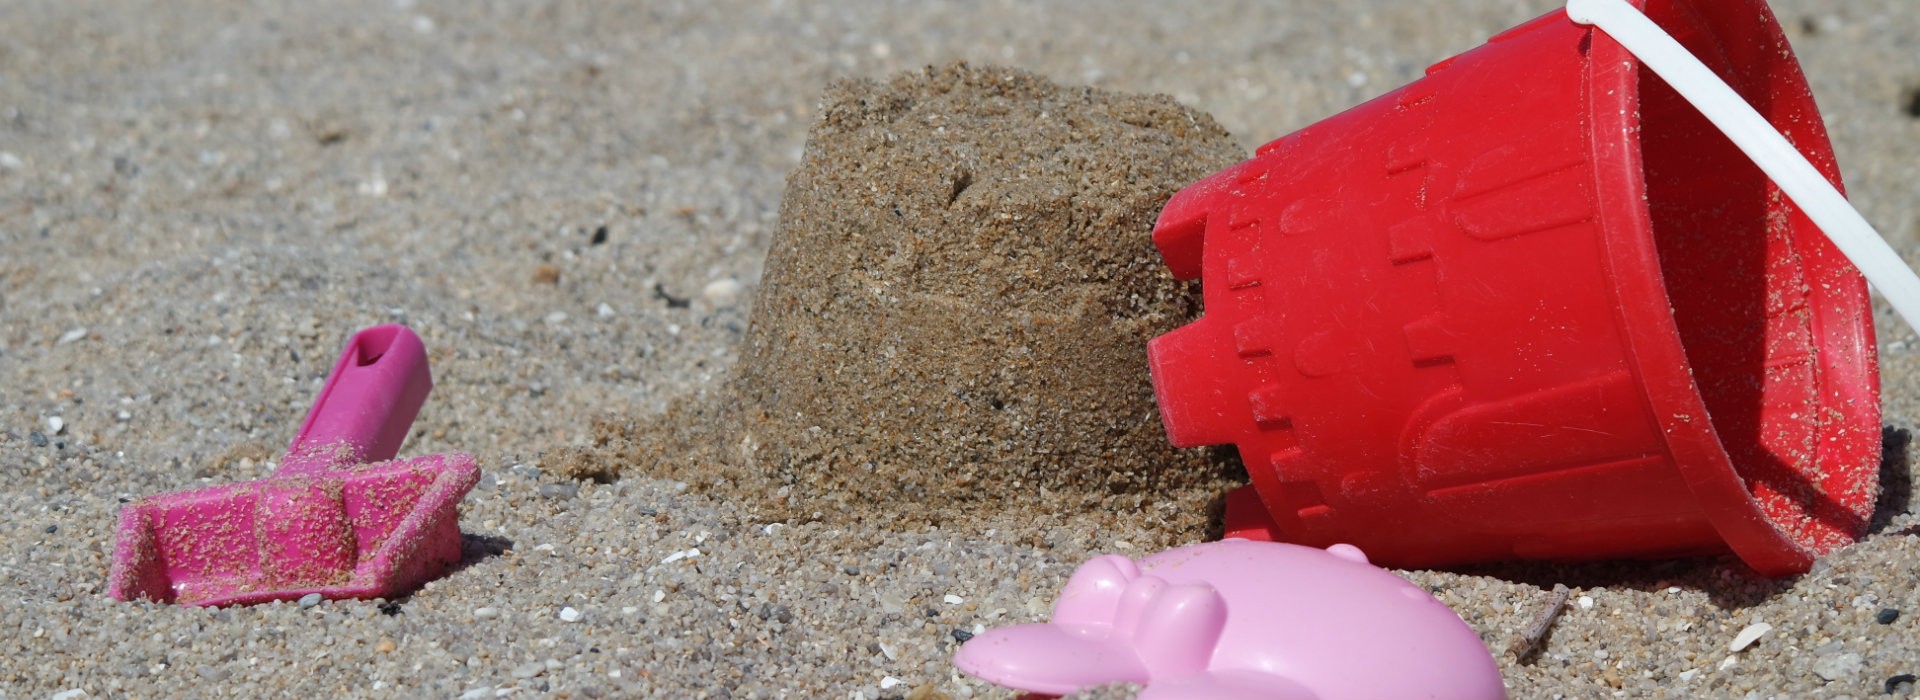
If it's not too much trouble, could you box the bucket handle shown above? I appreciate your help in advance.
[1568,0,1920,333]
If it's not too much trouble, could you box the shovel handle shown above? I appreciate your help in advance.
[281,325,433,477]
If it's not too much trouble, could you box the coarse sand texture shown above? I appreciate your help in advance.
[556,64,1248,536]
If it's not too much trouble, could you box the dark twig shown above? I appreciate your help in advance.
[1508,583,1572,663]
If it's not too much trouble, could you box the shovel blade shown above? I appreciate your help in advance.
[106,453,480,606]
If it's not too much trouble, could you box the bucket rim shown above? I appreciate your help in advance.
[1586,0,1882,576]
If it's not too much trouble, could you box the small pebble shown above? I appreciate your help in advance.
[951,629,973,643]
[880,676,903,690]
[378,601,403,616]
[1577,595,1593,610]
[298,593,323,609]
[45,525,57,534]
[703,278,744,307]
[943,594,964,605]
[29,431,48,447]
[1804,14,1845,35]
[559,606,582,622]
[1729,622,1773,652]
[56,328,88,345]
[0,151,23,170]
[50,690,86,700]
[1876,608,1900,625]
[459,687,494,699]
[1887,674,1917,695]
[474,607,500,619]
[533,263,561,285]
[47,416,66,435]
[538,482,579,500]
[374,637,397,654]
[1812,652,1863,682]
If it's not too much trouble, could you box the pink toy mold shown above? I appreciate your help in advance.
[106,324,480,607]
[955,539,1505,700]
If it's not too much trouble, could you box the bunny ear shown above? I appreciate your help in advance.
[1129,582,1228,680]
[1052,554,1141,625]
[952,622,1152,695]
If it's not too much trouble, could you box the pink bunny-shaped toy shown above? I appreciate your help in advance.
[955,539,1504,699]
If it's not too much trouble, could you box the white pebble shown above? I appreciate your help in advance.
[56,328,87,345]
[1577,595,1593,610]
[1729,622,1773,652]
[51,690,88,700]
[1719,655,1739,671]
[1679,669,1699,682]
[1812,652,1863,681]
[880,677,902,690]
[459,687,494,700]
[358,173,388,197]
[596,302,615,318]
[703,278,744,307]
[943,594,965,605]
[0,151,22,170]
[661,548,701,564]
[544,311,568,325]
[298,593,323,609]
[652,590,666,603]
[558,607,582,623]
[46,416,65,435]
[473,607,500,619]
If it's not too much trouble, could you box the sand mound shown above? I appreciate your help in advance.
[552,63,1246,536]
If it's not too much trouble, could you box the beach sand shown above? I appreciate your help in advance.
[2,0,1917,697]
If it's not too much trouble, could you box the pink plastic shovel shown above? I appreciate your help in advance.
[106,325,481,607]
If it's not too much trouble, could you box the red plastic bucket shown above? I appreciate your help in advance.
[1148,0,1880,576]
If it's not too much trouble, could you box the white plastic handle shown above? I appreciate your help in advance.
[1567,0,1920,333]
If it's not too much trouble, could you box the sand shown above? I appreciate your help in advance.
[551,63,1245,541]
[2,0,1918,698]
